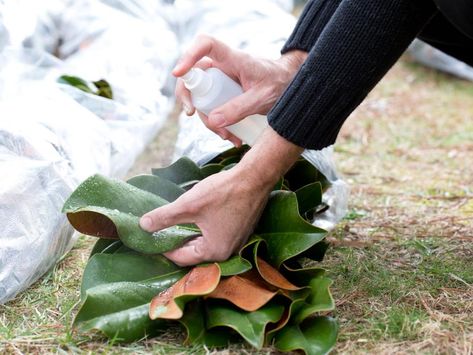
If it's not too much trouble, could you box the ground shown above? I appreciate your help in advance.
[0,57,472,354]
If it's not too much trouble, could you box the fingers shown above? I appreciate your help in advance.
[175,57,213,116]
[172,34,240,78]
[164,237,206,266]
[207,88,264,129]
[140,199,193,233]
[196,112,241,146]
[164,235,232,266]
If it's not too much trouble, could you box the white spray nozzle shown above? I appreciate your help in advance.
[181,68,212,96]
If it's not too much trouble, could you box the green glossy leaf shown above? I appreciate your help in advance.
[273,316,338,355]
[62,174,200,253]
[285,159,330,191]
[152,157,203,184]
[206,301,284,349]
[127,174,185,202]
[292,276,335,324]
[255,191,327,267]
[200,164,224,178]
[93,79,114,99]
[298,240,330,263]
[295,182,323,216]
[81,252,181,299]
[217,255,253,276]
[207,145,248,164]
[78,303,160,342]
[89,239,122,258]
[75,271,185,342]
[257,191,326,234]
[281,263,326,287]
[58,75,94,93]
[219,156,240,166]
[179,300,234,347]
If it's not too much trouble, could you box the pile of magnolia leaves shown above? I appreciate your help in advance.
[62,146,338,354]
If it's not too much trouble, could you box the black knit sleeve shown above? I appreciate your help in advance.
[282,0,343,53]
[269,0,438,150]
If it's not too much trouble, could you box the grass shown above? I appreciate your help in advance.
[1,57,472,354]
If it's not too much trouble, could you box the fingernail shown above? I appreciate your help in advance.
[172,61,183,74]
[183,104,192,115]
[211,114,226,128]
[140,216,153,231]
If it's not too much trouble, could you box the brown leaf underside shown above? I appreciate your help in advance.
[206,270,277,311]
[150,264,221,319]
[67,211,119,239]
[256,257,300,291]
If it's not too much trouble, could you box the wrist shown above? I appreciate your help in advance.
[235,126,303,188]
[278,49,307,75]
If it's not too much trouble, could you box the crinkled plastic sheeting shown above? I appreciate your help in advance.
[408,39,473,81]
[0,0,179,303]
[173,0,349,231]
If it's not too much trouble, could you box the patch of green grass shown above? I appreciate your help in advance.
[325,235,472,350]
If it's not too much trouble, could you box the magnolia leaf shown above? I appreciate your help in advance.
[75,271,185,342]
[201,164,224,178]
[291,276,335,324]
[254,256,300,291]
[93,79,113,99]
[127,174,185,202]
[78,304,160,342]
[281,262,326,287]
[255,191,327,268]
[81,252,181,299]
[206,270,277,312]
[206,300,284,349]
[89,238,121,257]
[285,159,329,191]
[207,146,249,164]
[179,300,234,347]
[62,174,200,253]
[152,157,204,184]
[150,264,221,320]
[273,316,338,355]
[257,191,327,235]
[217,255,253,276]
[219,155,240,166]
[58,75,114,99]
[58,75,94,93]
[295,182,323,216]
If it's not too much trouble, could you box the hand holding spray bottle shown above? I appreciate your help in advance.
[180,67,317,166]
[180,67,268,146]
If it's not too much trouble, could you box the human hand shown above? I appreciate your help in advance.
[173,34,307,145]
[140,127,304,266]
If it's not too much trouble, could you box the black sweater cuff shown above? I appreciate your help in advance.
[282,0,342,54]
[271,0,437,150]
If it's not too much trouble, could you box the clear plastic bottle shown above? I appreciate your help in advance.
[180,67,268,146]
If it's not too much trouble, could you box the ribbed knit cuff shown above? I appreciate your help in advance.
[270,0,437,150]
[281,0,343,54]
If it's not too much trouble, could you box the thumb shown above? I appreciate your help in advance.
[207,88,262,129]
[140,200,193,233]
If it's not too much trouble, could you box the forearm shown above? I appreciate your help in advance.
[282,0,343,53]
[269,0,438,150]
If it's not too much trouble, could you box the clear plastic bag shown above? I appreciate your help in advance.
[0,0,178,303]
[408,39,473,81]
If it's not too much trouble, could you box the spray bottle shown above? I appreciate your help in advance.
[180,67,268,146]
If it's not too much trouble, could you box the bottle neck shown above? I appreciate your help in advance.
[181,68,213,97]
